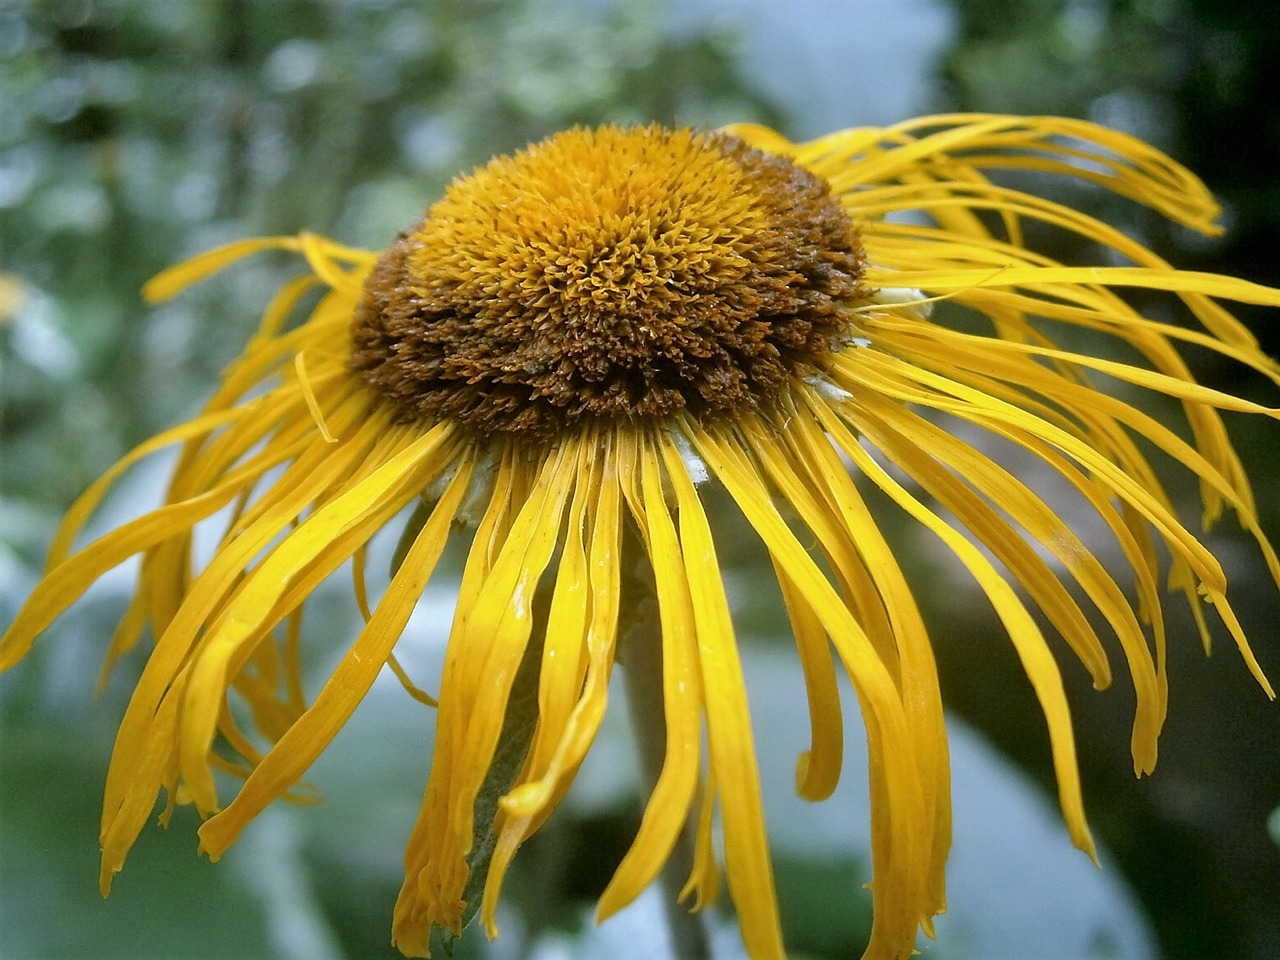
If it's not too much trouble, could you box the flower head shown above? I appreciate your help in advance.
[3,116,1278,959]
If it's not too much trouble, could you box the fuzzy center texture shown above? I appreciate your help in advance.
[351,125,865,436]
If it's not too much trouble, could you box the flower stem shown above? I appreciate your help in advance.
[620,550,712,960]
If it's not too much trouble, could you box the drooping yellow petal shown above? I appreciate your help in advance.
[511,443,597,802]
[813,400,1098,866]
[141,235,303,303]
[442,441,578,837]
[862,265,1280,313]
[749,416,902,679]
[877,312,1280,580]
[658,430,787,960]
[481,434,625,933]
[98,688,182,895]
[298,230,374,296]
[178,423,455,814]
[848,349,1233,596]
[99,407,400,838]
[773,560,845,803]
[198,445,471,859]
[507,432,626,820]
[594,432,705,922]
[783,396,951,913]
[846,390,1169,772]
[684,420,930,959]
[679,765,722,912]
[396,452,523,956]
[779,114,1224,235]
[2,460,271,671]
[829,340,1177,700]
[43,403,264,568]
[395,439,579,950]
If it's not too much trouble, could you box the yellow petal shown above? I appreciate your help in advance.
[660,430,787,960]
[863,265,1280,312]
[100,412,403,830]
[683,421,930,958]
[198,447,471,859]
[784,398,951,912]
[142,235,303,303]
[178,424,454,813]
[396,454,523,952]
[679,766,722,911]
[815,402,1098,865]
[848,350,1233,595]
[774,561,845,802]
[594,433,704,921]
[397,439,578,944]
[1,471,255,671]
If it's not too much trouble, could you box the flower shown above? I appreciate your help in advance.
[3,117,1279,959]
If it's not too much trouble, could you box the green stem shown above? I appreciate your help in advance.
[620,554,712,960]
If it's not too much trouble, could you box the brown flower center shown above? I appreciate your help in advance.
[351,125,865,436]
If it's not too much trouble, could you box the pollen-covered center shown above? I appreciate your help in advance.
[351,125,865,435]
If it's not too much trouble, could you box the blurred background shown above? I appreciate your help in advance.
[1,1,1278,958]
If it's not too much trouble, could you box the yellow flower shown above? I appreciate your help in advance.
[3,117,1279,959]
